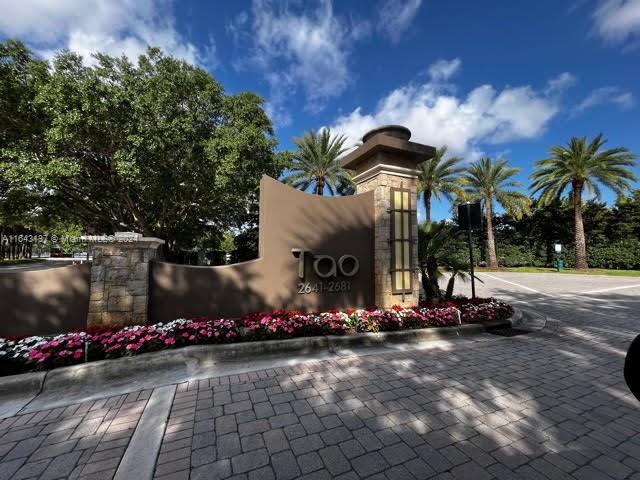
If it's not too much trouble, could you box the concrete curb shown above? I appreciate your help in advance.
[114,384,176,480]
[1,318,514,416]
[40,322,509,386]
[0,371,47,419]
[0,370,46,395]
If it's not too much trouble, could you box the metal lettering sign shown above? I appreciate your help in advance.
[292,249,360,294]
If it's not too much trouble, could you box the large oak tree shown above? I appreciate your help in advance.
[1,41,284,255]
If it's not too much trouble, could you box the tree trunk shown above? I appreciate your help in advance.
[424,190,431,224]
[421,270,430,301]
[445,275,455,299]
[426,256,441,302]
[573,181,588,269]
[121,192,153,237]
[546,239,553,266]
[316,177,325,196]
[486,201,498,269]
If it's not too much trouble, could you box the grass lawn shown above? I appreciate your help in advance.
[475,266,640,277]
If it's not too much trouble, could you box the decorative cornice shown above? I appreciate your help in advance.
[353,163,421,184]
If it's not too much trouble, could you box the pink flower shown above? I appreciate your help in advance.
[164,337,176,345]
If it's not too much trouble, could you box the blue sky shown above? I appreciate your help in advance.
[1,0,639,221]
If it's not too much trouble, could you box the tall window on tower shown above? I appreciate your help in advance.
[391,187,412,294]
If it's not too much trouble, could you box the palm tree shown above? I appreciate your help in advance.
[463,157,530,269]
[418,222,449,301]
[418,146,464,223]
[418,221,479,301]
[442,257,482,300]
[531,134,637,269]
[284,129,352,195]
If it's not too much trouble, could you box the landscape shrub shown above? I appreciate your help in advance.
[587,239,640,270]
[241,309,351,340]
[449,237,640,270]
[458,300,514,323]
[0,297,512,375]
[89,318,239,360]
[497,244,537,267]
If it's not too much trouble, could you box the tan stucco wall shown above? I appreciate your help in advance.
[0,264,90,336]
[149,176,375,322]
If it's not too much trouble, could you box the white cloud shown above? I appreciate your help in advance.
[230,0,368,122]
[573,86,635,114]
[377,0,422,43]
[545,72,577,96]
[427,58,462,82]
[329,60,569,159]
[592,0,640,45]
[0,0,210,66]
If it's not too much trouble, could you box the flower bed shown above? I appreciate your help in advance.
[0,297,512,376]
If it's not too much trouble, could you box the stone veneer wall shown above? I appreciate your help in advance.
[356,172,420,308]
[87,239,164,327]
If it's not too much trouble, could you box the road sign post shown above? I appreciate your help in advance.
[466,207,476,299]
[458,202,481,299]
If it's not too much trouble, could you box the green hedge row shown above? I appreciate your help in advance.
[490,239,640,269]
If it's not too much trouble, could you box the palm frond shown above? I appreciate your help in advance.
[530,134,637,204]
[284,128,351,195]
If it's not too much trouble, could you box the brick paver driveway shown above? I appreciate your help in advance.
[1,272,639,479]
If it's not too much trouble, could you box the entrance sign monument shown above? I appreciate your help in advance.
[29,125,436,329]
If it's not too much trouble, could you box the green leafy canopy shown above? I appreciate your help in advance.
[1,41,285,254]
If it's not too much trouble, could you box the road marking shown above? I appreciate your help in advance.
[114,384,176,480]
[479,273,552,296]
[582,284,640,294]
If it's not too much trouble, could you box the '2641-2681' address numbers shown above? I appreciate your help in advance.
[297,281,351,294]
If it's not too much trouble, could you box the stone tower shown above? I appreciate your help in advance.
[341,125,435,308]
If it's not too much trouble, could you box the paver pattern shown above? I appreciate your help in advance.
[0,390,150,479]
[1,273,639,479]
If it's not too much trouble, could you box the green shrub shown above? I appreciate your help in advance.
[496,244,537,267]
[588,240,640,269]
[558,240,640,269]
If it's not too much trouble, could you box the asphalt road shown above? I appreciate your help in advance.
[457,271,640,329]
[0,260,82,272]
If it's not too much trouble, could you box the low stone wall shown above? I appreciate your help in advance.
[0,264,90,337]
